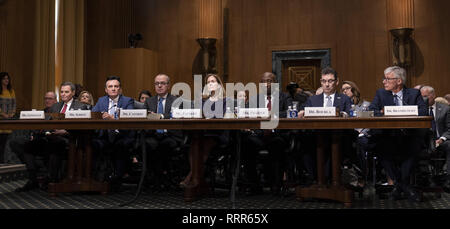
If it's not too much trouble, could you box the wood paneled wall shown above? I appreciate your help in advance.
[0,0,35,111]
[82,0,450,102]
[85,0,136,101]
[413,0,450,96]
[132,0,391,100]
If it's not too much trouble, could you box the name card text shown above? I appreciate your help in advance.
[119,109,148,119]
[304,107,337,117]
[20,111,45,120]
[384,106,418,116]
[172,109,202,119]
[65,110,91,119]
[237,108,269,118]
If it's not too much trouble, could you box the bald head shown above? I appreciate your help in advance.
[260,72,277,93]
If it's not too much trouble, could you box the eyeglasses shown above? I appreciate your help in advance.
[342,87,352,92]
[154,82,168,86]
[382,77,398,82]
[320,79,336,84]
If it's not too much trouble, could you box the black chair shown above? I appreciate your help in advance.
[413,130,445,198]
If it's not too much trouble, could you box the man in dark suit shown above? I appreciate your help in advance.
[298,67,352,184]
[143,74,184,190]
[92,76,135,190]
[242,72,291,195]
[420,86,450,192]
[15,83,87,192]
[369,66,427,202]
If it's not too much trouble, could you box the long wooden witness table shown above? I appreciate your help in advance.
[0,116,431,206]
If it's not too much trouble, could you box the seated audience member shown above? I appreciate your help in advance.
[242,72,291,195]
[315,86,323,95]
[236,90,248,108]
[369,66,427,202]
[298,67,352,183]
[445,94,450,105]
[14,83,87,192]
[92,76,135,191]
[1,72,16,164]
[414,85,424,90]
[143,74,184,190]
[435,97,449,106]
[78,91,94,110]
[8,91,58,165]
[285,82,308,108]
[43,92,58,113]
[303,90,314,97]
[138,90,152,103]
[420,86,450,192]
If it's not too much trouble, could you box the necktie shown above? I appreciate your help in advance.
[393,94,399,106]
[267,96,272,111]
[430,107,438,139]
[326,96,333,107]
[61,104,68,114]
[157,98,165,134]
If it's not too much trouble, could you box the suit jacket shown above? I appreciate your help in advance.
[248,91,291,118]
[92,95,134,113]
[49,100,88,113]
[144,93,178,119]
[92,95,135,140]
[369,87,427,117]
[301,92,352,114]
[435,103,450,140]
[144,94,183,143]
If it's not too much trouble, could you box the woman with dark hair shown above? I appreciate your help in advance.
[0,72,16,163]
[138,90,152,103]
[341,81,370,110]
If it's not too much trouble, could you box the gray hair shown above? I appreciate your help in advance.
[420,86,435,95]
[156,74,170,84]
[384,66,407,84]
[60,82,76,92]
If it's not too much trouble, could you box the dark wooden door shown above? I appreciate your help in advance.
[282,59,321,93]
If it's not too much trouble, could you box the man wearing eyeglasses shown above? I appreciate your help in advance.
[299,67,352,116]
[369,66,427,202]
[143,74,184,191]
[297,67,352,185]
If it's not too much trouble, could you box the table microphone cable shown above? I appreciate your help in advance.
[109,130,148,208]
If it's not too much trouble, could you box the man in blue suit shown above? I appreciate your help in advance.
[298,67,352,184]
[92,76,135,191]
[369,66,427,202]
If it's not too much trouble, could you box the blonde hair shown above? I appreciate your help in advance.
[79,91,94,106]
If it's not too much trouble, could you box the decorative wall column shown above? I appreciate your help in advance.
[386,0,415,84]
[32,0,55,109]
[197,0,222,75]
[56,0,85,87]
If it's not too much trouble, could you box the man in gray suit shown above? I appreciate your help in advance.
[421,86,450,192]
[144,74,184,190]
[15,82,87,192]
